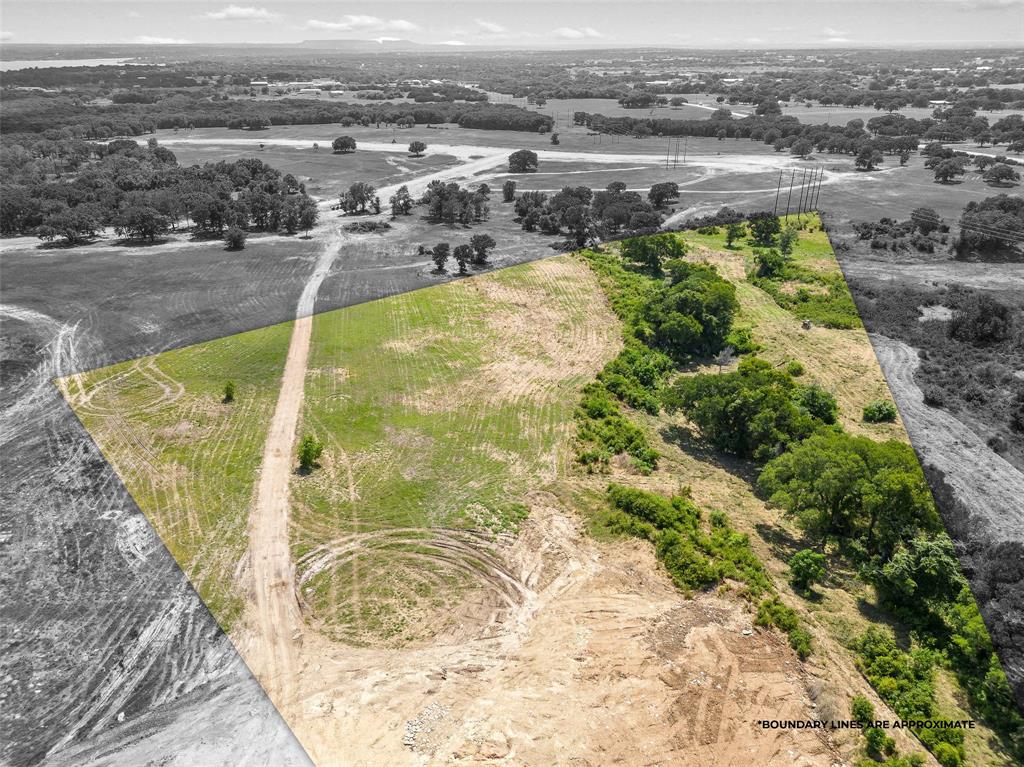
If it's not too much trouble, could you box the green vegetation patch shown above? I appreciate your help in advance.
[69,319,294,630]
[293,256,618,644]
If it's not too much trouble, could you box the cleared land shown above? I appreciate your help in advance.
[63,217,1021,766]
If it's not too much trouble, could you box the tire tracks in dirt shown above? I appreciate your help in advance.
[239,223,345,707]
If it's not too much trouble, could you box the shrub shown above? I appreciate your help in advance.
[224,226,247,250]
[756,597,812,659]
[789,549,826,591]
[297,434,324,472]
[851,695,875,726]
[222,380,235,403]
[786,360,805,377]
[863,399,898,423]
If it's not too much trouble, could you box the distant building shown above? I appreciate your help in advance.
[250,80,269,88]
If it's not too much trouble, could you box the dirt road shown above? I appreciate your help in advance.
[240,229,343,705]
[870,334,1024,542]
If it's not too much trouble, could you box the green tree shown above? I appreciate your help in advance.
[297,435,324,472]
[224,226,247,250]
[453,244,471,274]
[620,233,685,276]
[508,149,539,173]
[332,136,356,153]
[408,140,427,157]
[749,214,782,246]
[758,432,940,553]
[502,180,516,202]
[933,158,965,183]
[223,380,236,403]
[469,233,496,265]
[778,225,799,256]
[754,248,788,278]
[725,222,745,248]
[789,549,826,592]
[389,185,414,216]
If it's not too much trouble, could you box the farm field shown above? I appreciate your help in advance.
[61,218,1019,766]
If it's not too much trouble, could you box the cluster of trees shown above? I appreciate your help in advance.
[419,180,490,225]
[574,241,740,473]
[338,181,380,215]
[955,194,1024,258]
[665,357,838,461]
[0,138,318,244]
[424,234,496,274]
[511,182,666,246]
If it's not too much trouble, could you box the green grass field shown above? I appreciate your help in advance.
[66,320,294,629]
[292,256,618,643]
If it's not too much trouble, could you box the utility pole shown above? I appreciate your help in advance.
[772,169,783,216]
[784,170,795,220]
[682,135,688,164]
[796,168,808,222]
[813,167,825,212]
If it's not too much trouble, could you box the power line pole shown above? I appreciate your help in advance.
[772,169,783,216]
[812,167,825,211]
[796,168,808,222]
[784,170,795,220]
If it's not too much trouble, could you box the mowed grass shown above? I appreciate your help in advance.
[64,320,293,630]
[292,256,619,645]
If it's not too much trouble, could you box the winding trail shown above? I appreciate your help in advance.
[243,227,343,704]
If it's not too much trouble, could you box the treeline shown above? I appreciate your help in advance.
[0,138,317,243]
[576,106,1024,150]
[575,233,813,658]
[1,95,553,140]
[574,235,743,473]
[571,223,1023,765]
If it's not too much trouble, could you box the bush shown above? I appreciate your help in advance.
[605,484,771,597]
[786,360,805,377]
[222,380,235,403]
[932,742,961,767]
[863,399,899,423]
[224,226,247,250]
[756,597,812,659]
[297,434,324,472]
[851,695,875,726]
[789,549,826,591]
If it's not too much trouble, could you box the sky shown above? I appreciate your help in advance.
[1,0,1022,48]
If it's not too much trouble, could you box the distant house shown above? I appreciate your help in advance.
[249,80,269,88]
[929,100,952,106]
